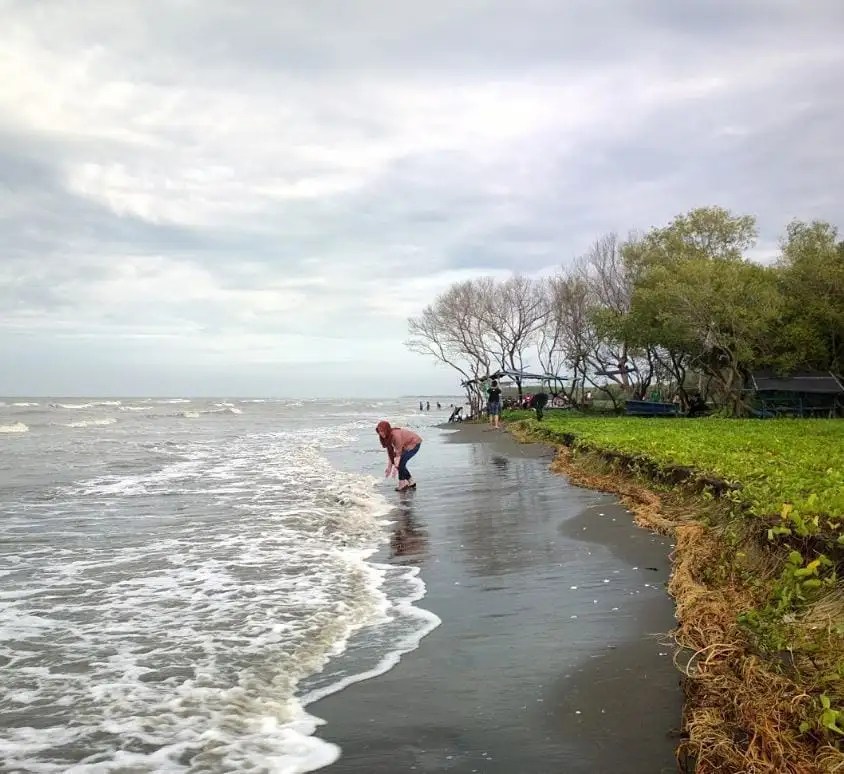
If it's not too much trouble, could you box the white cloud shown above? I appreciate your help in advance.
[1,0,843,395]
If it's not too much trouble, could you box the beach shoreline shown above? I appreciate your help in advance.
[311,420,682,773]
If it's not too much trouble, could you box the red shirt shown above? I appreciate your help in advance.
[388,428,422,459]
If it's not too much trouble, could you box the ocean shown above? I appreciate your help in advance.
[0,398,443,773]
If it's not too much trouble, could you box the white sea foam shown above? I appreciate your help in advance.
[51,402,94,409]
[301,565,441,706]
[180,410,201,418]
[0,421,435,773]
[118,405,150,412]
[62,418,117,428]
[0,422,29,433]
[156,398,191,404]
[12,401,40,407]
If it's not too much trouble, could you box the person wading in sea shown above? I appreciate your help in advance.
[377,421,422,491]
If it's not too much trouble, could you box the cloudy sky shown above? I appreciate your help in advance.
[2,1,842,397]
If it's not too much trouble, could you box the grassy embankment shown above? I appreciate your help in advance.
[507,412,843,773]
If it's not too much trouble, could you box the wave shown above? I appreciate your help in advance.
[3,419,440,773]
[51,402,94,410]
[0,422,29,433]
[118,405,150,412]
[12,402,40,407]
[177,407,241,417]
[62,418,117,429]
[155,398,191,404]
[301,564,441,706]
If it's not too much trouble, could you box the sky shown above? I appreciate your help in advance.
[1,1,843,397]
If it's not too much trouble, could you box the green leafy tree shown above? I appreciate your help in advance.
[623,205,757,270]
[620,207,782,414]
[775,220,844,373]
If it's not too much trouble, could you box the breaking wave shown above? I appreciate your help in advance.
[0,420,437,773]
[0,422,29,433]
[62,418,118,428]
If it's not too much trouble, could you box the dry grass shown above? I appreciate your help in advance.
[519,430,844,773]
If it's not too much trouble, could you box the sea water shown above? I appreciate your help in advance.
[0,398,440,772]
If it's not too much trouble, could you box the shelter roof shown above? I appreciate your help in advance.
[750,371,844,395]
[461,368,567,387]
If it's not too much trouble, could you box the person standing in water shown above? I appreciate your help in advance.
[486,379,502,429]
[377,421,422,491]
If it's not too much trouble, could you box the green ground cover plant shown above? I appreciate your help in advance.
[508,413,843,541]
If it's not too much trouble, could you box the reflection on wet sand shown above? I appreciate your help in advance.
[315,423,681,774]
[452,443,564,577]
[390,498,429,564]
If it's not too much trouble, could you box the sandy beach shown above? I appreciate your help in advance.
[312,421,682,773]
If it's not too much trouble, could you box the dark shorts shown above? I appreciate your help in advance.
[488,401,501,416]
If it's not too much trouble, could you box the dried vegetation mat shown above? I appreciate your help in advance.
[508,424,843,774]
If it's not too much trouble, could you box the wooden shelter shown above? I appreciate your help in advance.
[748,371,844,418]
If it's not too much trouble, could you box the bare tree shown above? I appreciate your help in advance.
[481,275,546,397]
[537,275,569,386]
[579,233,658,401]
[407,279,492,415]
[556,274,599,404]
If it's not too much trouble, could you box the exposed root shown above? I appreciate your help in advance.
[548,443,683,535]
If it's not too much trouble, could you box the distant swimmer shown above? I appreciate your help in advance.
[426,401,430,411]
[419,401,424,412]
[377,420,422,492]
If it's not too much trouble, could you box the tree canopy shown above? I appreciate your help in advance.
[407,207,843,415]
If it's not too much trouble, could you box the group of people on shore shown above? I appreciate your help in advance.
[486,380,551,422]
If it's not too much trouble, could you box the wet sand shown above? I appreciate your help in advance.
[313,422,681,773]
